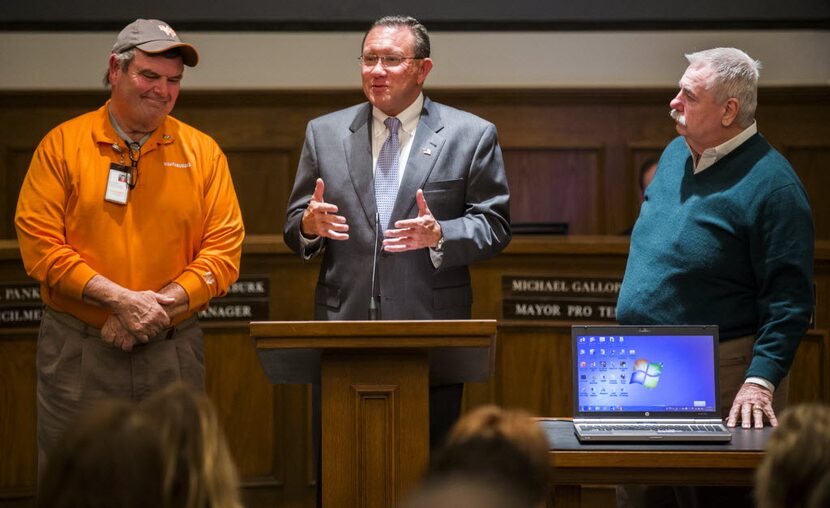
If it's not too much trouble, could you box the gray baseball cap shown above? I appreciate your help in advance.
[112,19,199,67]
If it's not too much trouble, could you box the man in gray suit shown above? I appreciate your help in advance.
[284,15,511,447]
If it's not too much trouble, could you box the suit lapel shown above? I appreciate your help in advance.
[390,97,446,224]
[344,103,377,226]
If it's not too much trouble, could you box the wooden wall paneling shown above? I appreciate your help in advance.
[0,330,37,501]
[783,146,830,240]
[2,87,829,507]
[0,246,38,502]
[203,326,283,486]
[463,239,631,416]
[0,94,109,241]
[0,146,38,240]
[755,94,830,156]
[502,147,603,233]
[496,325,573,417]
[2,88,830,241]
[441,91,683,235]
[235,245,318,506]
[204,325,316,507]
[241,237,320,321]
[788,329,830,405]
[225,148,295,235]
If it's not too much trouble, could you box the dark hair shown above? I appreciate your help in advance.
[638,157,658,192]
[362,15,430,58]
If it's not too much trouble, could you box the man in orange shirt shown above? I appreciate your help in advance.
[15,19,244,477]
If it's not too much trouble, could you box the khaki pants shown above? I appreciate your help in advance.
[37,307,205,481]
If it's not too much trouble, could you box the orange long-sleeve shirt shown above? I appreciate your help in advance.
[15,103,244,327]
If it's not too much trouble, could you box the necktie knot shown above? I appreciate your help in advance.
[385,117,400,136]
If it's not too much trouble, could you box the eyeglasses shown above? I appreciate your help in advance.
[358,54,423,69]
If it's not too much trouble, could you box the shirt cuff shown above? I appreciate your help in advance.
[64,264,99,302]
[175,270,211,311]
[745,377,775,392]
[299,231,320,246]
[299,231,322,259]
[429,247,444,268]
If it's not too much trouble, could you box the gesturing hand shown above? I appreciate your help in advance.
[301,178,349,240]
[383,189,442,252]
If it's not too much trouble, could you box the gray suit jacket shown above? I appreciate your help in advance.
[284,97,511,321]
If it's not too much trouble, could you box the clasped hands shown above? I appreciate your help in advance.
[300,178,442,252]
[102,284,187,352]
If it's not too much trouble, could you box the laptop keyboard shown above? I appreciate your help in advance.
[580,424,726,433]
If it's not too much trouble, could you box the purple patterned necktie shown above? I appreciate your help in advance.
[375,117,401,231]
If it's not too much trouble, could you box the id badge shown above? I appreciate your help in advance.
[105,163,130,204]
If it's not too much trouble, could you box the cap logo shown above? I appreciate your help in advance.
[158,24,177,38]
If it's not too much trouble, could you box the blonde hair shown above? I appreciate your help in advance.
[140,382,243,508]
[38,401,166,508]
[755,403,830,508]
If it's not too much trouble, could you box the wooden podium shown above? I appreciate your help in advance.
[250,320,497,508]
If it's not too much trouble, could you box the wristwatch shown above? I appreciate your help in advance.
[434,236,445,252]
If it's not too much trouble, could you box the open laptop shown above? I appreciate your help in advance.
[572,325,732,443]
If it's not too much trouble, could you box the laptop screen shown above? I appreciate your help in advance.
[572,325,720,417]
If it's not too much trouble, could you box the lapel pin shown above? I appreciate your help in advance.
[422,148,432,156]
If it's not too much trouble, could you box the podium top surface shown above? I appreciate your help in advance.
[250,319,497,350]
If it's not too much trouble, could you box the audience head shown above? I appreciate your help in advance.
[638,157,658,200]
[421,405,551,508]
[38,382,242,508]
[755,403,830,508]
[139,382,243,508]
[37,400,166,508]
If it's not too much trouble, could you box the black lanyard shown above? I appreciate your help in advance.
[126,142,141,189]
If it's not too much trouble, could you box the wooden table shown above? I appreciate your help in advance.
[539,419,772,508]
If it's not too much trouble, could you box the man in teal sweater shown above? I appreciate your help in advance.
[618,47,814,432]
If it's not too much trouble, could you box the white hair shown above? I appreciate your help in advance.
[685,47,761,128]
[103,49,135,87]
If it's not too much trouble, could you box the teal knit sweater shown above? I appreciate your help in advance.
[617,134,814,387]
